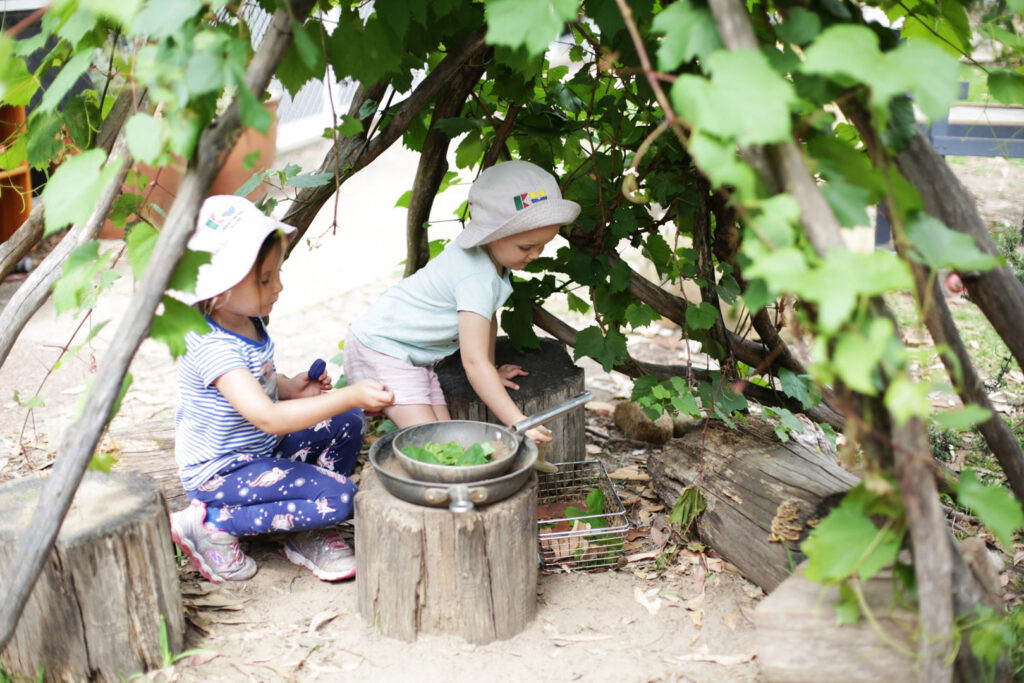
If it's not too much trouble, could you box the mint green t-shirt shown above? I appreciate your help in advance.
[350,243,513,366]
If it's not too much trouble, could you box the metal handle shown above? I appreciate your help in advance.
[448,485,474,513]
[511,390,592,435]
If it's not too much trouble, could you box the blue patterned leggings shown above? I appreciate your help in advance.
[190,409,366,537]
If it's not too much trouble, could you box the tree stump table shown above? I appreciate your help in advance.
[0,471,184,682]
[354,467,538,644]
[435,336,586,465]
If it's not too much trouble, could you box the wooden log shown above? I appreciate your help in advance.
[0,471,184,682]
[648,418,858,592]
[435,336,586,465]
[108,419,188,512]
[755,563,916,682]
[354,467,537,643]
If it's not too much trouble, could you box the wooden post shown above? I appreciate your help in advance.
[0,471,184,682]
[648,418,858,592]
[435,336,586,465]
[354,467,537,643]
[755,563,917,681]
[0,105,32,243]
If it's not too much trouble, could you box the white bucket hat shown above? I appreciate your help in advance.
[455,161,580,248]
[176,195,296,305]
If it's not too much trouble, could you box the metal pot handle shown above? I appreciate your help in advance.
[448,484,474,513]
[512,390,592,435]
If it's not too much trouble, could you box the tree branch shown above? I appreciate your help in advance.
[0,0,316,651]
[281,26,488,236]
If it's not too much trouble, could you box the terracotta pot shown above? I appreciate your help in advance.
[100,97,279,239]
[0,105,32,243]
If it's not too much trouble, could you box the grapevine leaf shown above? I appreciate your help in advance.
[151,295,210,358]
[651,0,722,70]
[685,301,719,331]
[958,469,1024,549]
[934,405,993,431]
[778,368,816,410]
[124,113,165,165]
[904,214,1000,272]
[802,496,901,583]
[42,148,123,236]
[884,376,932,425]
[987,69,1024,106]
[484,0,577,58]
[573,326,627,372]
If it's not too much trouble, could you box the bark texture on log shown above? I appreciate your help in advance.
[108,420,187,512]
[354,468,537,644]
[648,418,858,592]
[755,563,916,682]
[435,336,586,465]
[0,471,182,682]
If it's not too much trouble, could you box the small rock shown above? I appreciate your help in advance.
[613,401,673,444]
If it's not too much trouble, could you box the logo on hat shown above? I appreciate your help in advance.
[513,190,548,211]
[204,204,240,230]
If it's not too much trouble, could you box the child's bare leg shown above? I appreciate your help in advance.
[385,404,443,428]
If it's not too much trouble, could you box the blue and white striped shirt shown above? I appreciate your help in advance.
[174,317,279,492]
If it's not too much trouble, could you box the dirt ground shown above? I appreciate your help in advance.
[1,151,1021,682]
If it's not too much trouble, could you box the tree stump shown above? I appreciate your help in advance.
[435,336,586,465]
[0,471,184,682]
[648,418,858,592]
[354,467,537,643]
[755,562,916,681]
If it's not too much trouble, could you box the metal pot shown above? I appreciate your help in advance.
[391,390,591,484]
[369,430,538,512]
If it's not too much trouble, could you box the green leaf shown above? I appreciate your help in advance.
[42,149,122,236]
[904,214,1001,272]
[625,302,658,328]
[484,0,577,58]
[778,368,816,410]
[185,49,226,97]
[337,114,363,136]
[586,487,605,515]
[668,487,706,527]
[566,292,591,314]
[651,0,722,70]
[674,50,796,145]
[775,7,821,45]
[671,391,700,418]
[38,51,94,113]
[958,469,1024,549]
[88,452,117,473]
[934,405,992,431]
[150,296,210,358]
[82,0,142,28]
[685,301,719,331]
[821,180,871,228]
[131,0,202,38]
[884,376,932,425]
[685,129,759,200]
[802,495,902,583]
[987,69,1024,106]
[802,25,959,124]
[835,582,861,626]
[283,171,333,189]
[573,325,628,372]
[124,113,165,165]
[54,241,112,315]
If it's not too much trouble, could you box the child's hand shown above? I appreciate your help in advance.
[524,426,553,444]
[497,364,528,390]
[352,379,394,413]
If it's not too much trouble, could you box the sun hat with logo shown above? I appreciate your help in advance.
[455,160,581,248]
[176,195,296,305]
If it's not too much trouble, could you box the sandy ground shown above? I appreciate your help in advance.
[3,141,1021,682]
[0,141,765,682]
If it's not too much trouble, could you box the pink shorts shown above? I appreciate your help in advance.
[343,334,447,406]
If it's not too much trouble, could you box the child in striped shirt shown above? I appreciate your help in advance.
[170,195,393,584]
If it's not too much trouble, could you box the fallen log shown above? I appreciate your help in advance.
[648,417,858,592]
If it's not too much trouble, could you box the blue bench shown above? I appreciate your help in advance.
[875,84,1024,245]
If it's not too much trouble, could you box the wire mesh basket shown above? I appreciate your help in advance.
[537,460,630,573]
